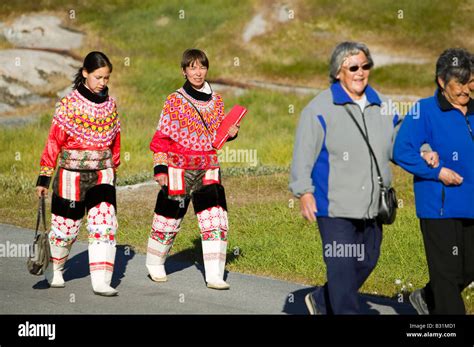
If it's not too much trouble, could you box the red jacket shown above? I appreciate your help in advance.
[37,86,121,187]
[40,122,120,169]
[150,86,224,174]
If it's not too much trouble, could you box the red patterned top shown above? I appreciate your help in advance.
[150,86,225,171]
[37,85,121,187]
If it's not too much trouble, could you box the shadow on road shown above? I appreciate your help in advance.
[282,286,417,315]
[165,237,239,284]
[111,245,136,287]
[32,244,136,289]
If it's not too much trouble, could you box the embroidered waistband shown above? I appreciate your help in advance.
[168,151,219,170]
[58,149,113,170]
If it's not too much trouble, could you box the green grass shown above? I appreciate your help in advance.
[1,171,473,312]
[319,0,473,51]
[1,0,473,312]
[371,64,435,94]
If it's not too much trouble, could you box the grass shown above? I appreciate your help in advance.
[1,170,473,311]
[0,0,473,312]
[370,64,435,96]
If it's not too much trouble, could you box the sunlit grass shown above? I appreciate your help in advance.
[1,0,473,312]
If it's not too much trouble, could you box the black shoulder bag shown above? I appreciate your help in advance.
[345,105,397,225]
[27,195,51,275]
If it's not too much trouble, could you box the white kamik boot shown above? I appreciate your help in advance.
[146,213,181,282]
[88,242,118,296]
[45,244,71,288]
[202,239,229,290]
[146,237,174,282]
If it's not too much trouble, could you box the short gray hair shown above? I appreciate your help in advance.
[435,48,472,89]
[329,41,374,83]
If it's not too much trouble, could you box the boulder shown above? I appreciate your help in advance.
[0,49,79,87]
[0,77,48,107]
[3,14,83,50]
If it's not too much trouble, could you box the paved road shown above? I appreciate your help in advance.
[0,223,416,314]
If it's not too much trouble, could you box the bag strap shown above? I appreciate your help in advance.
[34,195,47,238]
[343,104,385,187]
[175,91,212,137]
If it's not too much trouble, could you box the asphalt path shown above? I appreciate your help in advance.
[0,223,416,315]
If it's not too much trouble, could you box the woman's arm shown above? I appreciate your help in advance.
[111,131,121,169]
[150,97,175,185]
[150,130,172,186]
[289,104,325,222]
[289,105,325,197]
[36,120,68,196]
[150,130,171,170]
[393,104,443,180]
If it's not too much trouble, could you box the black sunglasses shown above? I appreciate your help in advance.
[347,64,372,72]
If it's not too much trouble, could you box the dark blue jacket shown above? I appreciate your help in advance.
[393,90,474,218]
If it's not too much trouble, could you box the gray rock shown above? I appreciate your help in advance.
[0,49,80,87]
[0,14,83,126]
[0,77,48,107]
[242,13,267,43]
[0,102,13,113]
[57,85,73,98]
[3,14,83,50]
[0,77,31,97]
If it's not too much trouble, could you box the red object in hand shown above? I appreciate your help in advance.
[212,105,247,150]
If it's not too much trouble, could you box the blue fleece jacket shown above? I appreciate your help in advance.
[393,90,474,219]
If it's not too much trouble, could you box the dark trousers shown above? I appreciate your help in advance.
[420,218,474,314]
[312,217,382,314]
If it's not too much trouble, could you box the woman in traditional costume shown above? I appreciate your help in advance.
[146,49,239,290]
[36,51,121,296]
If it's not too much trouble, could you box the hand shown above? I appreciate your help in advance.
[438,167,463,186]
[36,186,48,198]
[421,151,439,168]
[300,193,317,222]
[154,174,168,187]
[227,124,239,138]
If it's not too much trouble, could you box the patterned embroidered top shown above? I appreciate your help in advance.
[36,84,121,188]
[150,81,225,172]
[53,89,120,147]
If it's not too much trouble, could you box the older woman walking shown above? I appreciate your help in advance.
[394,48,474,315]
[289,41,403,314]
